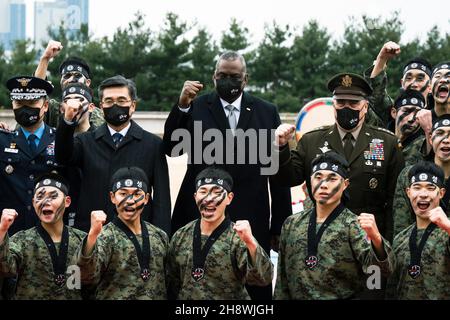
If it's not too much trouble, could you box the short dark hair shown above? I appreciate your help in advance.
[98,75,137,101]
[59,56,91,78]
[195,166,233,191]
[408,161,445,183]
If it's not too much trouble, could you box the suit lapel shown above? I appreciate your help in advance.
[236,92,253,131]
[95,124,116,150]
[118,120,143,149]
[349,123,370,165]
[207,92,230,132]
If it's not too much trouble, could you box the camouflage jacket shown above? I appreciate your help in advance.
[167,219,273,300]
[364,66,394,130]
[45,99,104,129]
[393,165,450,236]
[76,221,168,300]
[386,224,450,299]
[274,207,394,300]
[0,226,85,300]
[399,134,426,167]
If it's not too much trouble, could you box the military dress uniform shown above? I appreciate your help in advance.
[167,219,273,300]
[0,76,59,235]
[273,73,405,241]
[76,221,169,300]
[274,207,393,300]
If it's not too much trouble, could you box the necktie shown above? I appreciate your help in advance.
[28,134,38,155]
[112,133,123,147]
[343,133,354,161]
[225,105,237,134]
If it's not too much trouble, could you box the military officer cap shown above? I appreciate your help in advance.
[327,73,373,101]
[6,76,54,100]
[111,166,149,193]
[59,56,91,79]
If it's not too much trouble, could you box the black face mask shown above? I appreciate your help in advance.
[14,105,41,127]
[216,78,243,103]
[103,104,130,126]
[336,107,361,131]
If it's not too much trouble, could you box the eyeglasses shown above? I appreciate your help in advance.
[101,98,132,107]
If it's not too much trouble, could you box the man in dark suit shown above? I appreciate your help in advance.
[55,75,171,234]
[163,51,292,300]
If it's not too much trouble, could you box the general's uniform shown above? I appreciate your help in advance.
[273,73,404,241]
[274,123,404,240]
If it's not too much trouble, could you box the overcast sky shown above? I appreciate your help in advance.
[24,0,449,45]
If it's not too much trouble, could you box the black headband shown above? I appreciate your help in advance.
[35,178,69,195]
[112,178,148,193]
[404,62,432,78]
[62,85,92,103]
[410,172,444,188]
[394,96,425,110]
[196,177,232,192]
[433,118,450,131]
[311,161,348,179]
[61,64,90,79]
[433,63,450,76]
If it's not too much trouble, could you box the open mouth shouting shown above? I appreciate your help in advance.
[416,200,431,211]
[435,84,450,102]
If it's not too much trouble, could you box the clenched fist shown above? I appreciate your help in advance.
[63,99,84,123]
[358,213,382,245]
[428,207,450,233]
[41,40,63,61]
[274,123,296,147]
[377,41,401,61]
[233,220,256,245]
[0,209,18,232]
[89,210,107,238]
[179,81,203,108]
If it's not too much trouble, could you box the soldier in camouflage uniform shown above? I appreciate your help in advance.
[391,90,427,167]
[167,167,273,300]
[393,115,450,236]
[0,172,85,300]
[76,167,168,300]
[364,42,433,137]
[387,161,450,299]
[274,152,393,300]
[35,40,104,130]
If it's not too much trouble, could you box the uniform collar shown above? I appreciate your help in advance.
[20,122,45,140]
